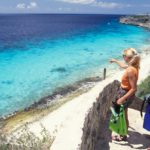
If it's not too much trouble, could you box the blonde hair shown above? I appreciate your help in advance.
[123,48,140,69]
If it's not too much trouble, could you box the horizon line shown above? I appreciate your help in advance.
[0,12,139,15]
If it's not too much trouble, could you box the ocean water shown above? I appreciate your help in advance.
[0,14,150,117]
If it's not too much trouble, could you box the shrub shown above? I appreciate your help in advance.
[0,124,54,150]
[137,76,150,98]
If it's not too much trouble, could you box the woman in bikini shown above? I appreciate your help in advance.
[110,48,140,141]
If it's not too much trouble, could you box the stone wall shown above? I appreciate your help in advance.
[80,79,144,150]
[80,80,120,150]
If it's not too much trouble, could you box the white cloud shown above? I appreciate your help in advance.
[57,0,131,9]
[16,3,26,9]
[27,2,37,9]
[59,0,95,4]
[93,1,119,8]
[16,2,37,10]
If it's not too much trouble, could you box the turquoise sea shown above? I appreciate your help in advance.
[0,14,150,117]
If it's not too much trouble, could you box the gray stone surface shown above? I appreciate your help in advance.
[80,80,120,150]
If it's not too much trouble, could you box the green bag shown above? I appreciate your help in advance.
[109,105,127,136]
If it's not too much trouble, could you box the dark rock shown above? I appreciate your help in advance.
[1,80,14,85]
[50,67,67,73]
[80,79,145,150]
[120,15,150,29]
[129,96,144,111]
[80,80,120,150]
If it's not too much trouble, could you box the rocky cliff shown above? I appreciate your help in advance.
[120,15,150,29]
[80,80,120,150]
[80,80,143,150]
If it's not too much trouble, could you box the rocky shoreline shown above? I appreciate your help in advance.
[0,75,103,131]
[120,15,150,29]
[25,76,103,111]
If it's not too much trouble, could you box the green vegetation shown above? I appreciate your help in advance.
[137,76,150,98]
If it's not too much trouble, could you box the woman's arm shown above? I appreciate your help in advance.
[117,68,137,105]
[110,58,128,69]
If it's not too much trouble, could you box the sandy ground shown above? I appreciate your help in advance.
[14,50,150,150]
[27,68,121,150]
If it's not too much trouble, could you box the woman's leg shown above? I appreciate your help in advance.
[125,108,129,130]
[112,88,128,141]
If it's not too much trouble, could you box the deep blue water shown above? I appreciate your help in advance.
[0,14,120,50]
[0,14,150,117]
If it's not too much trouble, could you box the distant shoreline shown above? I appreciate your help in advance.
[120,15,150,29]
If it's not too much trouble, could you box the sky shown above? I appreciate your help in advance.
[0,0,150,14]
